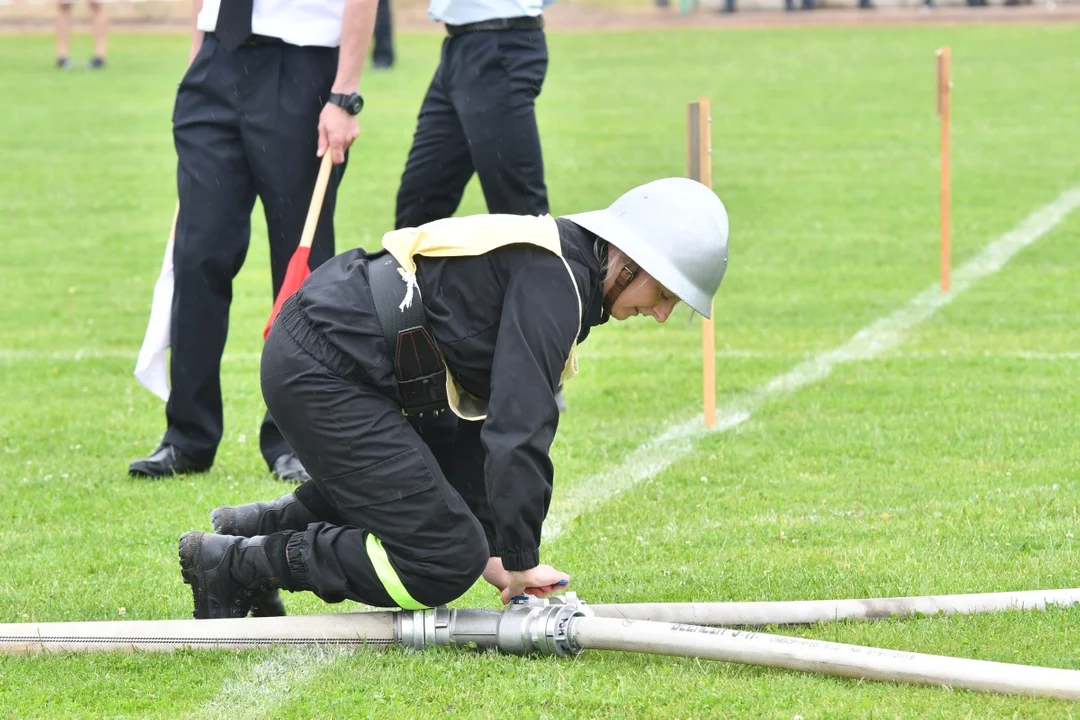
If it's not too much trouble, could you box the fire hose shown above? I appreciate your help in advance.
[2,591,1079,700]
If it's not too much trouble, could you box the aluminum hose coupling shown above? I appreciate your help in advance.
[499,592,592,657]
[396,592,592,657]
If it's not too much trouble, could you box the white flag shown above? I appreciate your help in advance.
[134,206,178,402]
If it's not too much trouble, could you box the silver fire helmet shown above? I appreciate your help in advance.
[562,177,729,318]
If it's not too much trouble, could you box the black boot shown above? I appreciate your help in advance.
[210,492,319,538]
[210,489,331,618]
[178,531,293,620]
[210,493,317,618]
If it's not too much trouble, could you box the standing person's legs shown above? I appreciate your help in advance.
[449,28,549,217]
[241,41,347,478]
[87,0,107,68]
[372,0,394,69]
[180,314,489,617]
[130,35,257,477]
[55,1,74,68]
[394,39,477,230]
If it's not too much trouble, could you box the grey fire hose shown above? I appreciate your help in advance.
[568,615,1080,701]
[3,593,1080,700]
[0,610,399,653]
[587,587,1080,627]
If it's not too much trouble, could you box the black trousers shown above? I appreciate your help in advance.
[394,27,549,230]
[260,300,489,608]
[168,33,346,469]
[372,0,394,67]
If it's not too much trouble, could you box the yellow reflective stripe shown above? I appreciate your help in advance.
[365,534,429,610]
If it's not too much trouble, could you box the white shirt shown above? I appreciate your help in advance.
[428,0,555,26]
[197,0,346,48]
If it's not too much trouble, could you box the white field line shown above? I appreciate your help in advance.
[583,349,1080,361]
[0,347,780,362]
[0,348,264,362]
[192,647,344,720]
[2,347,1079,363]
[542,184,1080,537]
[0,347,786,362]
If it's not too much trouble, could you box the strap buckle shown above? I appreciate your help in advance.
[368,254,450,417]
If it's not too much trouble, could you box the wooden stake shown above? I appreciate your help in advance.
[937,48,951,293]
[688,98,716,428]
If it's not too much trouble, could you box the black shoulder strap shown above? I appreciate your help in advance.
[367,253,449,417]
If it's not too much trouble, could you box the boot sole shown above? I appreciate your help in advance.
[178,531,214,620]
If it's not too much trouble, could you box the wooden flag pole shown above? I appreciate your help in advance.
[299,151,335,253]
[937,48,952,293]
[687,98,716,428]
[263,152,334,339]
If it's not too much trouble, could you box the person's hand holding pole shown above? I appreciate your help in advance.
[318,0,378,164]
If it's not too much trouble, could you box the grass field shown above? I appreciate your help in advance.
[1,20,1079,719]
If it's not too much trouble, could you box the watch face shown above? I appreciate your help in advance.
[350,97,363,114]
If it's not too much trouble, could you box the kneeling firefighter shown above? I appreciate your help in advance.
[177,177,730,619]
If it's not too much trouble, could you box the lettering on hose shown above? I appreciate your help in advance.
[858,647,917,661]
[726,629,760,641]
[672,624,722,635]
[669,625,759,641]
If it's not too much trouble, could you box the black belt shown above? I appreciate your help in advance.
[367,253,449,417]
[208,32,284,46]
[445,15,544,36]
[243,34,284,45]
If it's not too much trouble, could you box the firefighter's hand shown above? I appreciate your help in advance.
[482,557,511,592]
[501,565,570,605]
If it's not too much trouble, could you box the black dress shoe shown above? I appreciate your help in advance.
[129,444,211,478]
[271,453,311,483]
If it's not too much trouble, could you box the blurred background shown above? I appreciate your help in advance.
[1,0,1075,28]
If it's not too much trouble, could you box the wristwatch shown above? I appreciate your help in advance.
[328,92,364,115]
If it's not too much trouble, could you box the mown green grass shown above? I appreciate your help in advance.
[1,21,1079,719]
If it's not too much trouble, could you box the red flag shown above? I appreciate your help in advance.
[263,153,334,340]
[264,245,312,339]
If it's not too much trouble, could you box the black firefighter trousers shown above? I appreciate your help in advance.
[260,301,489,609]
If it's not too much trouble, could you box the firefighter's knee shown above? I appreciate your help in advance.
[407,517,489,608]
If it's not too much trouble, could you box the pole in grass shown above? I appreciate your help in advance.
[688,98,716,428]
[937,47,952,293]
